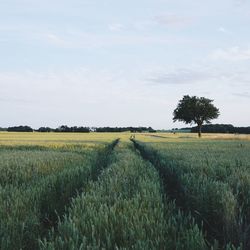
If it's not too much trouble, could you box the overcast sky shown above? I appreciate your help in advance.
[1,0,250,129]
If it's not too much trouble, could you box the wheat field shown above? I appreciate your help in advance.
[0,132,250,249]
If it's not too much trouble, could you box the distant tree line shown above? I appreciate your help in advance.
[191,124,250,134]
[5,125,90,133]
[95,127,156,133]
[7,126,33,132]
[4,124,250,134]
[4,125,156,133]
[37,125,90,133]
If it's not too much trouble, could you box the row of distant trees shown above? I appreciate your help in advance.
[7,126,34,132]
[40,126,90,133]
[4,124,250,134]
[3,125,156,133]
[191,124,250,134]
[95,127,156,133]
[172,124,250,134]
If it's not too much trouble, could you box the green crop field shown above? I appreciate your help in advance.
[0,132,250,250]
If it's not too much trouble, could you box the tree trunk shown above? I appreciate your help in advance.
[198,124,202,138]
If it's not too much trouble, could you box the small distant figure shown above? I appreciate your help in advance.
[130,134,136,140]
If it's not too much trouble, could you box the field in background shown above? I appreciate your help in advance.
[0,132,250,249]
[138,132,250,142]
[1,131,250,145]
[0,132,123,146]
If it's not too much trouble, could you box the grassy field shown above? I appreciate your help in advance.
[0,132,250,249]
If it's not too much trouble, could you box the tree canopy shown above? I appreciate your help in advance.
[173,95,220,137]
[7,126,33,132]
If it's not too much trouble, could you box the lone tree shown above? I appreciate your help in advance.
[173,95,220,137]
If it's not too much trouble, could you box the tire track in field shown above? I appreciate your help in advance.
[39,139,120,247]
[43,139,120,224]
[131,139,208,231]
[130,139,210,249]
[131,139,243,249]
[40,141,169,249]
[41,140,209,249]
[131,139,183,203]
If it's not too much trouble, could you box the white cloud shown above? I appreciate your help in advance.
[218,26,232,35]
[154,14,194,28]
[133,20,155,31]
[147,64,250,87]
[0,68,159,112]
[148,68,212,85]
[36,30,187,49]
[108,23,124,32]
[209,47,250,61]
[45,33,69,47]
[234,0,247,6]
[233,92,250,99]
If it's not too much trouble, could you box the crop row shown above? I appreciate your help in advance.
[0,149,89,187]
[132,139,248,249]
[0,139,118,250]
[41,142,208,250]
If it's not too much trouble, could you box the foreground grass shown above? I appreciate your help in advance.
[0,139,118,250]
[132,139,250,249]
[41,142,207,250]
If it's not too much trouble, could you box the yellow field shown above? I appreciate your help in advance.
[136,132,250,142]
[0,131,250,146]
[0,132,126,146]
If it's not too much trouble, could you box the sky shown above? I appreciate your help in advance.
[1,0,250,129]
